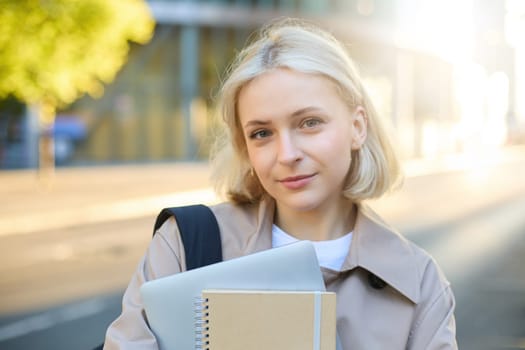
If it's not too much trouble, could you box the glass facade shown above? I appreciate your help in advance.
[0,0,518,168]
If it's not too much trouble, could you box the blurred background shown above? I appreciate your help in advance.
[1,0,524,349]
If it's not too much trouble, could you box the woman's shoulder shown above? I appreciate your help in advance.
[208,200,274,259]
[209,200,260,218]
[358,203,439,264]
[209,199,274,226]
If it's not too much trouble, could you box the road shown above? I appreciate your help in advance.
[1,154,525,350]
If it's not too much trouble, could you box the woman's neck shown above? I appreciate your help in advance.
[274,200,357,241]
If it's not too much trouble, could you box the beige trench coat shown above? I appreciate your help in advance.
[104,199,457,349]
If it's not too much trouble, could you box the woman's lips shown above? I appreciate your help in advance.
[279,174,316,190]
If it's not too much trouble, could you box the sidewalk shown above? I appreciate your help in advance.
[0,162,217,236]
[1,148,525,350]
[1,145,525,237]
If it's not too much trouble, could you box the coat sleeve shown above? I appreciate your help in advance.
[407,257,458,350]
[103,218,187,350]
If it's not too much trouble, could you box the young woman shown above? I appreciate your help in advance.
[104,19,457,349]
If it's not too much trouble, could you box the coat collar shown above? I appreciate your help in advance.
[243,198,421,304]
[342,203,421,303]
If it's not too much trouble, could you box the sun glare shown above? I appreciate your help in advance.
[394,0,514,168]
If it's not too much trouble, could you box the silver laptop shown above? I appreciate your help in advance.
[140,240,325,350]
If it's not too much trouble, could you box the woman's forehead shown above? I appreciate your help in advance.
[238,68,335,101]
[236,69,350,120]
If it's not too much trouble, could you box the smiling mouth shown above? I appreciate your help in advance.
[279,174,315,183]
[277,173,317,191]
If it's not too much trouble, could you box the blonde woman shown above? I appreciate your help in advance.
[104,19,457,349]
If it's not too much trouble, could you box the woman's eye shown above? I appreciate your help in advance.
[250,129,271,139]
[302,118,321,128]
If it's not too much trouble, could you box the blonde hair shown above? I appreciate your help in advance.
[210,18,402,204]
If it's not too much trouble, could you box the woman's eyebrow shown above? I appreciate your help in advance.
[243,119,270,129]
[290,106,323,117]
[243,106,323,128]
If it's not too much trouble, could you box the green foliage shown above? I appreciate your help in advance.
[0,0,155,107]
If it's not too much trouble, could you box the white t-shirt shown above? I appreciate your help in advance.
[272,224,352,271]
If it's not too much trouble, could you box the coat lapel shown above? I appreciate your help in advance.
[342,203,421,303]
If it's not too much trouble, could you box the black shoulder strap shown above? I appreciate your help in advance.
[93,205,222,350]
[153,204,223,270]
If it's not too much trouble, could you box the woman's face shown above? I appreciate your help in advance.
[237,68,367,213]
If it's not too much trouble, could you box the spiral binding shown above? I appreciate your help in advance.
[194,297,210,350]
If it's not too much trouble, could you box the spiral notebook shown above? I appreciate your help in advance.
[195,289,336,350]
[141,241,326,350]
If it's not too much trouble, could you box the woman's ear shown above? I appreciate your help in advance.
[351,106,367,150]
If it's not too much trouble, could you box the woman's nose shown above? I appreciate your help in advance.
[277,133,302,165]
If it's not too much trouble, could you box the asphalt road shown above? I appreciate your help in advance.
[1,158,525,350]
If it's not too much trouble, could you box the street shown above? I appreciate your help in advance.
[1,154,525,349]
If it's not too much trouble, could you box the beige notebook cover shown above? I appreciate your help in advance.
[196,290,336,350]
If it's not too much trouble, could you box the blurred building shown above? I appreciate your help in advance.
[1,0,522,168]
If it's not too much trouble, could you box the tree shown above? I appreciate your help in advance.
[0,0,155,174]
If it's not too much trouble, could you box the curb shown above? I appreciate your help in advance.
[0,189,219,237]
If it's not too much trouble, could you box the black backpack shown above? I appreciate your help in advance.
[93,204,222,350]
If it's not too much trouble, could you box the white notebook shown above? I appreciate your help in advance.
[140,241,326,350]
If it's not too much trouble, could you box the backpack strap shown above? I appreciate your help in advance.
[153,204,223,270]
[93,205,223,350]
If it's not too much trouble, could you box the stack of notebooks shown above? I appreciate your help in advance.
[141,241,337,350]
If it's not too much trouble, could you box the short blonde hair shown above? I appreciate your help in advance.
[210,18,402,204]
